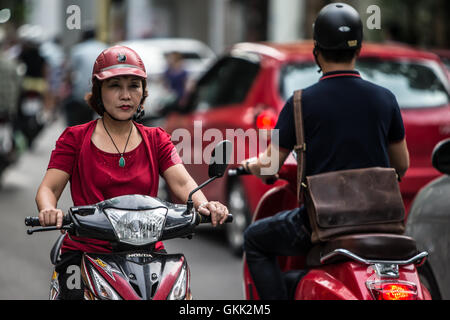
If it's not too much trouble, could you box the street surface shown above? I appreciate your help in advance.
[0,117,244,300]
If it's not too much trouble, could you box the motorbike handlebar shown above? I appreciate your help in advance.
[228,166,249,177]
[228,166,278,185]
[25,211,232,232]
[197,213,233,225]
[24,215,72,227]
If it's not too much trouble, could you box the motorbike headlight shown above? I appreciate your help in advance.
[168,264,189,300]
[104,208,167,246]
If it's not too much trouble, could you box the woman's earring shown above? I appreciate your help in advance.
[133,105,145,122]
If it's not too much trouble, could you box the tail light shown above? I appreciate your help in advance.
[366,280,418,300]
[255,109,277,130]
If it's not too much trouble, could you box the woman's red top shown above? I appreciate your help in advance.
[47,120,182,254]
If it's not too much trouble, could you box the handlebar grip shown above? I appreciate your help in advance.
[24,215,72,227]
[228,166,249,177]
[198,213,233,224]
[228,166,278,185]
[25,216,41,227]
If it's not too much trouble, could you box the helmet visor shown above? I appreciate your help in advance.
[94,64,147,81]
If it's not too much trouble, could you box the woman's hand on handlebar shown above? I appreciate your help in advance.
[39,207,64,229]
[197,201,229,227]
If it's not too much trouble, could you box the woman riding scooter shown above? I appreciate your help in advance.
[240,3,410,300]
[35,45,229,299]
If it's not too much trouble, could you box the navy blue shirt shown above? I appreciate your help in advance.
[164,68,188,100]
[274,70,405,177]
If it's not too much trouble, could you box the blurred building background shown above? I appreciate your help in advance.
[1,0,448,54]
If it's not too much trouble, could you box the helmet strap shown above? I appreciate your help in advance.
[313,46,323,74]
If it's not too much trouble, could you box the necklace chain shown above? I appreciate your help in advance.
[102,117,133,167]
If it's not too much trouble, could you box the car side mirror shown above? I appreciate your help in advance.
[208,140,233,178]
[432,139,450,175]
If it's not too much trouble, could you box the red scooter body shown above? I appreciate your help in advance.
[242,159,431,300]
[79,252,190,300]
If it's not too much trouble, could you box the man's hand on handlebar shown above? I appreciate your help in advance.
[238,158,279,185]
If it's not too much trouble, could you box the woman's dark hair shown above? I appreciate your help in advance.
[85,78,149,116]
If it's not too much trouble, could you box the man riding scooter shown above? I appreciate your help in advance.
[241,3,410,300]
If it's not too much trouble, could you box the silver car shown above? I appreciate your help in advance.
[406,139,450,300]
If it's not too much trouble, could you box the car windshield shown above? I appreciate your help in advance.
[280,59,450,109]
[279,62,321,101]
[357,59,449,109]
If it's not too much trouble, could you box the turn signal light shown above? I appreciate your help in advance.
[256,110,277,130]
[367,281,417,300]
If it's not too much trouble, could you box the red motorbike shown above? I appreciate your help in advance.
[25,141,233,300]
[229,157,431,300]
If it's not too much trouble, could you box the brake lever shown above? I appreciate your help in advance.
[27,225,73,235]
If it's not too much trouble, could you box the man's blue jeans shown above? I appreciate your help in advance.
[243,207,313,300]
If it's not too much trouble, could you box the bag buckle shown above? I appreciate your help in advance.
[294,143,306,152]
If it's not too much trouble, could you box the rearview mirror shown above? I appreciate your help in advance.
[186,140,233,211]
[432,139,450,175]
[208,140,232,178]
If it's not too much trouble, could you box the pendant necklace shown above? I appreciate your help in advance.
[102,117,133,168]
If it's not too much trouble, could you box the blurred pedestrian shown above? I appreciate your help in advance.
[40,35,65,115]
[162,51,189,110]
[64,29,107,127]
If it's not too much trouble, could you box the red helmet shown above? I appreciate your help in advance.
[92,45,147,81]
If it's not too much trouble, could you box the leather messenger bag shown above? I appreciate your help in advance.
[292,90,406,244]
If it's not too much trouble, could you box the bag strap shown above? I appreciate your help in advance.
[293,90,306,202]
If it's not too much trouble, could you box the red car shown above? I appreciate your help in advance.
[431,49,450,72]
[163,41,450,255]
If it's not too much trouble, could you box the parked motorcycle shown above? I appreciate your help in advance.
[229,159,431,300]
[25,141,233,300]
[15,77,47,148]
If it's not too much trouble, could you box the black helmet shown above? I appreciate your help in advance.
[313,3,363,50]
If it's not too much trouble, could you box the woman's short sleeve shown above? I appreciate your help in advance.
[47,127,78,175]
[155,127,182,174]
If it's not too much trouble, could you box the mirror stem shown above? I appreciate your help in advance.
[186,176,219,212]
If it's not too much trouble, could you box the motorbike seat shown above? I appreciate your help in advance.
[306,233,418,267]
